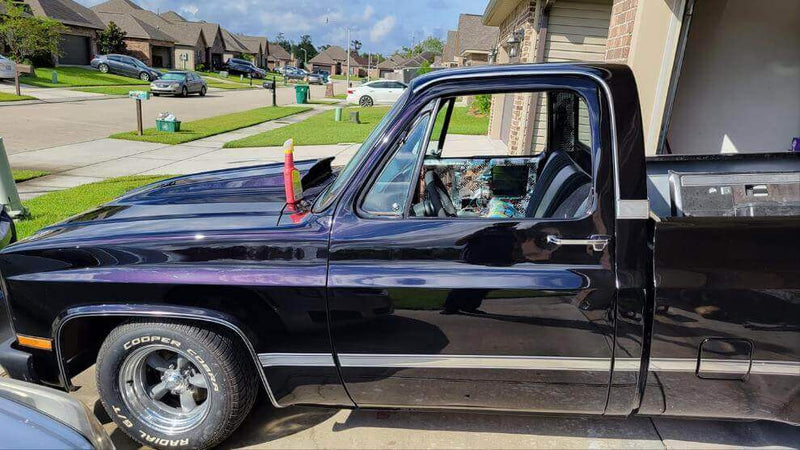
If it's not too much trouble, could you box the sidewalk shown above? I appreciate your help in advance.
[11,105,357,200]
[0,82,107,104]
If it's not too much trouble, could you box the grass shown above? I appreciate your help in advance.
[225,107,390,147]
[0,92,36,102]
[333,94,347,99]
[72,85,149,95]
[111,105,310,145]
[12,169,49,182]
[205,79,253,90]
[224,106,489,148]
[16,175,170,239]
[20,67,149,88]
[331,74,365,82]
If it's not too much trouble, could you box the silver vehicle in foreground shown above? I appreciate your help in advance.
[0,378,113,449]
[150,71,207,97]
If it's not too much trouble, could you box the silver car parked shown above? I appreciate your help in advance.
[150,71,207,97]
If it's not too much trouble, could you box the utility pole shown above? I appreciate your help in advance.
[367,53,371,81]
[300,48,307,69]
[346,27,351,88]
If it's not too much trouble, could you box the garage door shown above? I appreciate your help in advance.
[531,0,613,152]
[58,35,90,65]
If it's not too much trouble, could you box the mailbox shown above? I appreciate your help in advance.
[128,90,151,100]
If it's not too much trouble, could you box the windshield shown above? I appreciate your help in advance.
[133,59,147,68]
[161,73,186,81]
[312,90,410,212]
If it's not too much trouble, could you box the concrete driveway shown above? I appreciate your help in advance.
[0,83,336,154]
[69,367,798,449]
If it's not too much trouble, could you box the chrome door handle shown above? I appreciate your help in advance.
[547,234,611,252]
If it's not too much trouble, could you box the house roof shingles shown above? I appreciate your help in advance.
[268,43,290,61]
[456,13,498,55]
[442,30,457,62]
[23,0,105,29]
[95,11,173,42]
[236,35,267,55]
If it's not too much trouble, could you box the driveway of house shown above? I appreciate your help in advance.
[0,83,334,154]
[67,366,798,450]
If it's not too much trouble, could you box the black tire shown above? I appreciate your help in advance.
[98,63,109,74]
[359,95,374,107]
[152,93,160,97]
[181,86,188,97]
[96,321,258,450]
[199,86,207,96]
[139,72,151,82]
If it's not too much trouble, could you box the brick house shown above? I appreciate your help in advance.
[22,0,105,65]
[92,0,209,70]
[483,0,800,156]
[266,43,291,70]
[236,35,269,68]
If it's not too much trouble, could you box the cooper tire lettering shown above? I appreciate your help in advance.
[96,320,257,449]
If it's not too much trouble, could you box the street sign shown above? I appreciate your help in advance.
[128,90,151,100]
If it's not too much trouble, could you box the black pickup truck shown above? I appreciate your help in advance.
[0,64,797,449]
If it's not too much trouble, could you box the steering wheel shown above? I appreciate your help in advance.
[424,170,457,217]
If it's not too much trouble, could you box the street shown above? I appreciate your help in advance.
[0,82,334,153]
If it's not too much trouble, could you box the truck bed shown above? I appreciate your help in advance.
[646,152,800,218]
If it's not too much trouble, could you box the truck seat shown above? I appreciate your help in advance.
[525,151,591,219]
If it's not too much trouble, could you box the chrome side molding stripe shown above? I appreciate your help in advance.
[257,353,800,377]
[258,353,335,367]
[338,354,611,371]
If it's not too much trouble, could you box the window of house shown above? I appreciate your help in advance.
[361,90,595,220]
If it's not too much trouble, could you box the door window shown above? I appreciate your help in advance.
[362,113,432,215]
[359,90,595,220]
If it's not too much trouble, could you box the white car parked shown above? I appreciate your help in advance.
[346,79,408,107]
[0,56,16,80]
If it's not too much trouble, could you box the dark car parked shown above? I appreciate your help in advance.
[0,64,798,450]
[90,54,161,82]
[150,71,207,97]
[225,58,266,79]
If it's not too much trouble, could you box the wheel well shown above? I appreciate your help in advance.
[58,314,266,397]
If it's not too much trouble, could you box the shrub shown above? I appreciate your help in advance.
[470,94,491,116]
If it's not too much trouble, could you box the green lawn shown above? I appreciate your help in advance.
[224,107,389,148]
[16,175,169,239]
[111,106,310,145]
[224,106,489,148]
[205,79,253,90]
[21,67,149,88]
[72,85,149,95]
[12,169,49,182]
[0,92,36,102]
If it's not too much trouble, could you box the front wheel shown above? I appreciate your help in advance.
[199,86,207,96]
[96,321,258,450]
[139,72,151,82]
[181,86,188,97]
[359,95,374,107]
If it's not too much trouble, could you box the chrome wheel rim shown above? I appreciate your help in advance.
[140,73,149,81]
[119,345,211,434]
[359,96,372,107]
[99,65,108,73]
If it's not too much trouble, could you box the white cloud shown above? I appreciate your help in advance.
[362,5,374,21]
[179,4,199,17]
[370,16,396,43]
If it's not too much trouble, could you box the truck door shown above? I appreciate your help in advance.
[327,76,617,413]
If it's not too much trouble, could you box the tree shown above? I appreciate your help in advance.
[350,39,362,54]
[416,59,432,75]
[318,44,331,51]
[400,35,444,58]
[0,0,67,66]
[274,32,291,53]
[97,21,127,54]
[297,34,318,62]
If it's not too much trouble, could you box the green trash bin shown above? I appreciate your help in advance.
[156,119,181,133]
[294,84,309,104]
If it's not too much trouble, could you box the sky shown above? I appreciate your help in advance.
[76,0,489,55]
